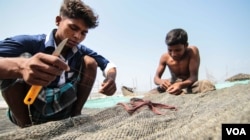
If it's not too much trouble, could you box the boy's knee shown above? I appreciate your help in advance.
[83,55,98,70]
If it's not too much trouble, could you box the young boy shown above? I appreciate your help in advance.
[153,28,215,95]
[0,0,117,127]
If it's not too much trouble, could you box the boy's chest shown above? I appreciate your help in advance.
[167,58,189,68]
[167,59,190,76]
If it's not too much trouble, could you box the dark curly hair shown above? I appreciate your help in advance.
[60,0,99,29]
[165,28,188,46]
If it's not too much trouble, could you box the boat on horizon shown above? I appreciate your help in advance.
[121,86,136,96]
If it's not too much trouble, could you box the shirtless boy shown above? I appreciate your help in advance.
[154,28,215,94]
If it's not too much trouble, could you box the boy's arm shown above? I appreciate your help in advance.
[179,46,200,88]
[154,57,166,85]
[80,45,117,95]
[99,65,117,96]
[0,54,69,86]
[0,57,25,79]
[154,54,171,89]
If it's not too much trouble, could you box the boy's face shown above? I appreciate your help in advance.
[168,44,187,60]
[55,16,89,48]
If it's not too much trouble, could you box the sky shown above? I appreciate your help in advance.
[0,0,250,93]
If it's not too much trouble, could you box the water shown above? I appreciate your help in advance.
[215,80,250,89]
[0,80,249,109]
[84,95,136,108]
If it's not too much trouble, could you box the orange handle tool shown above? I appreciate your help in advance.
[23,38,68,105]
[24,85,43,105]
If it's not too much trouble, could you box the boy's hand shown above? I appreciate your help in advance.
[167,83,182,95]
[20,53,70,86]
[99,77,116,96]
[160,79,172,91]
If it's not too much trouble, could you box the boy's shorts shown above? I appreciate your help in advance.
[7,103,73,125]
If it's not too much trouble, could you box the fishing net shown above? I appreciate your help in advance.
[0,83,250,140]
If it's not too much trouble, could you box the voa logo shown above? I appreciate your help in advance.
[226,128,246,135]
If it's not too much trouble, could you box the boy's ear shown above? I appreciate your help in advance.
[55,16,62,26]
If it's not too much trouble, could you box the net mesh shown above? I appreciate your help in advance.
[0,83,250,140]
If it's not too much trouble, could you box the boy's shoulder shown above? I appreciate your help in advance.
[187,46,199,52]
[187,46,199,55]
[3,34,46,44]
[161,52,171,59]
